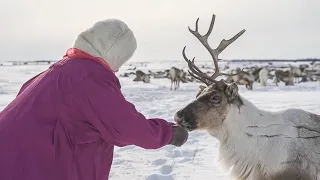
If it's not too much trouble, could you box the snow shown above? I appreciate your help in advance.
[1,61,320,180]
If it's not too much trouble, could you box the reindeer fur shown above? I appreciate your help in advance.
[231,68,255,90]
[168,67,186,90]
[259,67,269,87]
[209,96,320,180]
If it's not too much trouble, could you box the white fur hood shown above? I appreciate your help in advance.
[72,19,137,71]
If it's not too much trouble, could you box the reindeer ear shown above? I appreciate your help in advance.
[225,83,238,102]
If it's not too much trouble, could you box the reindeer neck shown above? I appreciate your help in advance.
[209,95,276,140]
[208,95,291,178]
[227,95,276,127]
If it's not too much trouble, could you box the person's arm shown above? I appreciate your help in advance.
[72,77,174,149]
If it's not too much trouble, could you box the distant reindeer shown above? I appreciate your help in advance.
[251,67,262,82]
[290,66,304,83]
[148,70,156,77]
[133,70,150,83]
[168,67,186,90]
[259,67,269,87]
[176,14,320,180]
[274,69,294,86]
[230,68,255,90]
[153,72,165,79]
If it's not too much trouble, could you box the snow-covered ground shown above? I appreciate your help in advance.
[1,61,320,180]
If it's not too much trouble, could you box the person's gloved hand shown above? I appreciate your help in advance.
[168,123,188,147]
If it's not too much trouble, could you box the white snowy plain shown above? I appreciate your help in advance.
[1,61,320,180]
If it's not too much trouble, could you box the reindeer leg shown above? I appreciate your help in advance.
[173,80,175,91]
[176,80,178,90]
[174,80,177,91]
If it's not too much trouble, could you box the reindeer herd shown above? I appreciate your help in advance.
[121,61,320,91]
[121,66,191,90]
[225,64,320,89]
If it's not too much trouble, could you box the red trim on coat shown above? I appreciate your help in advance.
[63,48,114,72]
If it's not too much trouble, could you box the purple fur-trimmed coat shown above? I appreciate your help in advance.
[0,57,172,180]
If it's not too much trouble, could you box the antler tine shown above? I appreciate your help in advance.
[182,46,211,85]
[187,14,221,82]
[215,29,246,55]
[204,14,215,37]
[189,57,211,85]
[186,14,246,82]
[209,29,246,80]
[183,14,246,85]
[188,14,216,43]
[188,70,210,85]
[182,47,201,75]
[195,18,199,32]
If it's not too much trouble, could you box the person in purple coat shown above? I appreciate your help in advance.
[0,19,189,180]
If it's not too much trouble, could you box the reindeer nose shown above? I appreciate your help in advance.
[174,114,182,123]
[174,110,184,123]
[176,110,183,117]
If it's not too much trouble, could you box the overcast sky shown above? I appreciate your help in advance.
[1,0,319,62]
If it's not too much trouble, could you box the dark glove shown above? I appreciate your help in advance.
[168,123,189,147]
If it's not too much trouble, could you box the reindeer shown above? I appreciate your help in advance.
[168,67,187,90]
[259,67,269,87]
[230,68,255,90]
[252,67,263,82]
[133,70,150,83]
[290,66,305,83]
[175,14,320,180]
[274,69,294,86]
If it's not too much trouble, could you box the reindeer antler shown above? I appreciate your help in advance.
[182,14,246,85]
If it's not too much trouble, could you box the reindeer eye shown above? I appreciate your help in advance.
[209,95,221,104]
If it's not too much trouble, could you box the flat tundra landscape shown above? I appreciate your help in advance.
[1,60,320,180]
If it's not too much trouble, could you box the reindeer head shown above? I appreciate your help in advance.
[174,14,245,131]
